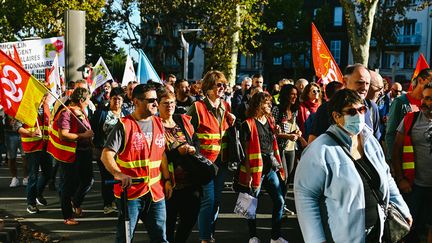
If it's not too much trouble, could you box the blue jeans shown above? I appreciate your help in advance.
[248,170,285,240]
[26,151,52,205]
[405,184,432,229]
[198,160,228,240]
[116,194,168,243]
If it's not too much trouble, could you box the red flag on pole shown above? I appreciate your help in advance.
[12,45,23,66]
[408,53,429,91]
[0,50,48,126]
[311,23,343,85]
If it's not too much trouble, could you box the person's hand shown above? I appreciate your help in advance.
[177,144,189,155]
[187,145,196,155]
[80,130,94,139]
[294,129,302,137]
[115,173,132,189]
[406,216,413,227]
[226,112,236,126]
[30,129,42,137]
[398,179,412,193]
[164,181,173,199]
[287,134,299,142]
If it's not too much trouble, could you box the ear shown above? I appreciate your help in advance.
[332,111,341,123]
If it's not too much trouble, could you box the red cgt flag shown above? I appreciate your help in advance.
[0,49,47,126]
[408,53,429,91]
[311,23,343,85]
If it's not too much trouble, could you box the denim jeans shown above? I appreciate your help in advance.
[247,170,285,240]
[58,149,93,219]
[198,160,228,240]
[26,151,52,205]
[115,194,168,243]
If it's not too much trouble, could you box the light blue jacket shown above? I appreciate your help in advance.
[294,125,411,243]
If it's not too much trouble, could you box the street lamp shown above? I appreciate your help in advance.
[179,28,202,80]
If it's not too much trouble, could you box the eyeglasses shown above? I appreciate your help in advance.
[311,89,320,94]
[161,101,176,106]
[341,105,367,116]
[370,83,384,91]
[215,83,227,89]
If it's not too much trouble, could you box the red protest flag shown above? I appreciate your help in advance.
[0,50,48,126]
[311,23,343,85]
[408,53,429,91]
[12,45,23,66]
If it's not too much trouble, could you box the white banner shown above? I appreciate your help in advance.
[0,37,65,72]
[89,57,113,93]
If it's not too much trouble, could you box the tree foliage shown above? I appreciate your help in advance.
[111,0,271,81]
[0,0,117,66]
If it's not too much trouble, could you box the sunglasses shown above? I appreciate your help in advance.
[392,88,402,93]
[215,83,227,89]
[311,89,320,94]
[138,98,158,103]
[341,105,367,116]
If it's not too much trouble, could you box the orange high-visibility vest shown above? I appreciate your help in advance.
[46,108,79,163]
[20,116,45,153]
[238,117,285,189]
[194,100,230,162]
[114,115,166,201]
[401,111,420,185]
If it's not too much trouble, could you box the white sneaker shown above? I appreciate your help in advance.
[9,177,20,187]
[270,237,288,243]
[249,237,261,243]
[22,177,29,186]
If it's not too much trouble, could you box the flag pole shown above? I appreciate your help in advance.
[34,80,91,131]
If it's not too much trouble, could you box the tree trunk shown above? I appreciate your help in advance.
[227,4,240,86]
[340,0,379,66]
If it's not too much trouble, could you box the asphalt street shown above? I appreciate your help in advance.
[0,157,304,243]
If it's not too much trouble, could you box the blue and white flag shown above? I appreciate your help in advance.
[137,49,161,84]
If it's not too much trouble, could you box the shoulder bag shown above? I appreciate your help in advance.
[326,131,410,243]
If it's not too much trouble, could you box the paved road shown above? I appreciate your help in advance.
[0,157,304,243]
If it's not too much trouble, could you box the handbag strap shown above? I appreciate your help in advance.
[325,131,385,207]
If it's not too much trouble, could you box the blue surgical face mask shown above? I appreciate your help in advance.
[342,113,365,136]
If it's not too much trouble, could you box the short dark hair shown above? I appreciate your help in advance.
[252,73,263,79]
[327,89,362,124]
[413,68,432,87]
[110,87,125,99]
[174,79,189,90]
[325,81,344,100]
[70,87,90,103]
[278,84,299,113]
[132,84,157,99]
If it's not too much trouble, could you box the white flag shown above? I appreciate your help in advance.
[122,55,137,87]
[46,55,61,106]
[90,57,113,93]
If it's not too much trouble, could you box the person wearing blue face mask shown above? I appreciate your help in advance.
[294,89,412,243]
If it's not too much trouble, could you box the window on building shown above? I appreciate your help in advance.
[382,52,391,69]
[277,21,284,30]
[240,54,247,69]
[404,52,414,68]
[273,56,282,65]
[283,53,292,68]
[330,40,341,65]
[403,21,416,35]
[334,7,343,26]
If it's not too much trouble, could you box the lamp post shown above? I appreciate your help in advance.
[179,28,202,80]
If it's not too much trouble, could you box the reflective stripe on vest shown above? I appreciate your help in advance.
[46,108,77,163]
[401,112,418,185]
[194,101,229,162]
[114,115,165,202]
[21,121,45,153]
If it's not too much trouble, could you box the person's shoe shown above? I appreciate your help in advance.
[283,206,295,216]
[9,177,20,187]
[64,218,79,225]
[73,207,83,217]
[103,205,116,215]
[270,237,288,243]
[249,237,261,243]
[26,205,39,214]
[22,177,29,186]
[36,196,48,206]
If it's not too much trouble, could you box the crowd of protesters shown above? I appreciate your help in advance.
[0,63,431,243]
